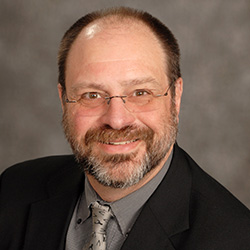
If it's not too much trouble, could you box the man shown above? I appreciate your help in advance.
[0,7,250,250]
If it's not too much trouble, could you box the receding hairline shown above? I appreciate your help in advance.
[75,12,165,46]
[68,13,169,72]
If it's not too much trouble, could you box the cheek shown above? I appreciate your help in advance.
[136,99,171,129]
[68,109,97,137]
[135,111,166,133]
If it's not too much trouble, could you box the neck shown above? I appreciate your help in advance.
[86,145,173,202]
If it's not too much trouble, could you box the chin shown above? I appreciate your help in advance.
[82,149,161,189]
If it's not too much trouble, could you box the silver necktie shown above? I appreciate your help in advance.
[85,201,112,250]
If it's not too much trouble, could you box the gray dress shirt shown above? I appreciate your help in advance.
[66,150,173,250]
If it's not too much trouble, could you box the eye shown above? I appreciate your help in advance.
[133,89,151,97]
[81,92,102,100]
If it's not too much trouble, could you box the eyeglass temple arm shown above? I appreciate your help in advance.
[165,81,175,95]
[66,98,77,103]
[155,81,174,97]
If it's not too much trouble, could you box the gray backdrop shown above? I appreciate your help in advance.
[1,0,249,208]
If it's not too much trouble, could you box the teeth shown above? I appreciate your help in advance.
[109,141,131,145]
[103,139,138,145]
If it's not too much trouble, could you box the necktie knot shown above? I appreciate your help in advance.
[91,202,112,235]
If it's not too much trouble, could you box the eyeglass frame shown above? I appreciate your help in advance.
[65,81,174,107]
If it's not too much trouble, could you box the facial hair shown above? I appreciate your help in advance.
[62,105,178,189]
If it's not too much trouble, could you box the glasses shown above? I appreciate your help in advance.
[65,83,173,116]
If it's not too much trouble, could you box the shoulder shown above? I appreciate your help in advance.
[0,155,77,200]
[0,155,83,249]
[174,145,250,247]
[1,155,76,181]
[175,145,249,213]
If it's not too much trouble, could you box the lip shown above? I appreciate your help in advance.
[101,139,138,145]
[97,139,141,154]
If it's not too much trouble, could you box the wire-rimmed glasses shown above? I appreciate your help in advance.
[65,83,173,116]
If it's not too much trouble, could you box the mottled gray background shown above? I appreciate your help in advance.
[1,0,249,208]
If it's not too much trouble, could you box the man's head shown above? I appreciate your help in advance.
[58,7,181,98]
[57,7,183,189]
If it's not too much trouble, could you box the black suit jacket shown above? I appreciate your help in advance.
[1,145,250,250]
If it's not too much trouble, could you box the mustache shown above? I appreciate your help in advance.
[85,125,154,146]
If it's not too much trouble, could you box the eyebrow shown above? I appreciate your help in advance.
[69,82,107,93]
[68,77,161,93]
[119,77,161,87]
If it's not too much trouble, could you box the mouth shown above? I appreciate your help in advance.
[100,139,139,145]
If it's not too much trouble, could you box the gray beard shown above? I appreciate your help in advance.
[62,107,178,189]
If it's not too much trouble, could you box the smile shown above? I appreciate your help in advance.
[101,139,138,145]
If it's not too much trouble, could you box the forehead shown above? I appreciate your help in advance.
[65,18,168,89]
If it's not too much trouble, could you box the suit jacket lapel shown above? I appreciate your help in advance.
[23,163,84,250]
[122,144,192,249]
[121,205,177,250]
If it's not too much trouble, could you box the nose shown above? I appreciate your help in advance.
[99,97,136,130]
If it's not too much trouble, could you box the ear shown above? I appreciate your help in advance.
[174,77,183,117]
[57,83,65,112]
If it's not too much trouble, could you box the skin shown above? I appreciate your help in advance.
[58,19,183,202]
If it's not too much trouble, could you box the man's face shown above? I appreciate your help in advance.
[59,21,182,189]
